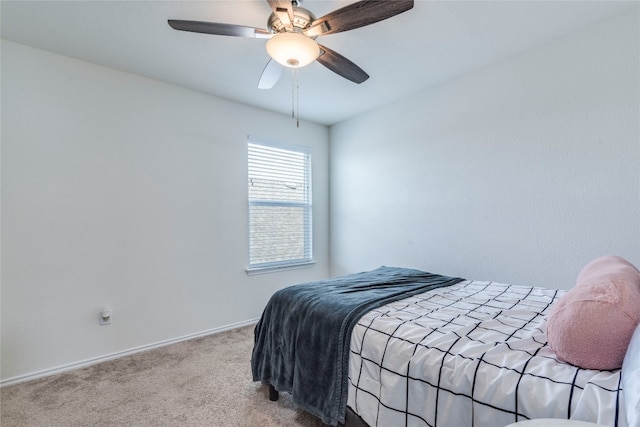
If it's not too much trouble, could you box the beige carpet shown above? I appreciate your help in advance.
[0,325,329,426]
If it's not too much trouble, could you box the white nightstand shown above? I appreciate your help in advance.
[504,419,607,427]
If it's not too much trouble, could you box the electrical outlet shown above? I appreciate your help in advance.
[100,306,112,326]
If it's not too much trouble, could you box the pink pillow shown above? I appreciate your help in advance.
[547,256,640,370]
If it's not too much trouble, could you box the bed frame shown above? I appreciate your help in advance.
[268,385,369,427]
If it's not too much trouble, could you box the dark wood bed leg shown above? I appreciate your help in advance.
[268,384,279,401]
[344,407,370,427]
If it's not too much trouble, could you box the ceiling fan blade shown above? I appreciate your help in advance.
[267,0,294,31]
[168,20,271,39]
[316,44,369,84]
[304,0,414,37]
[258,59,285,89]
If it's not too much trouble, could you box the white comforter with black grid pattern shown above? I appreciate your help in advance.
[347,280,626,427]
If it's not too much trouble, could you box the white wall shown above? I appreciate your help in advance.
[330,12,640,288]
[0,40,330,383]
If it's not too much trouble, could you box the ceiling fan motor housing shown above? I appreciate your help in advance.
[267,6,317,34]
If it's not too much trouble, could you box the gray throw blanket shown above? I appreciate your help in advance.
[251,266,464,425]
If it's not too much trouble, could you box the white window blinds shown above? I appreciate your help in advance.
[247,137,312,270]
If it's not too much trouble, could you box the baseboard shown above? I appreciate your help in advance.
[0,318,259,387]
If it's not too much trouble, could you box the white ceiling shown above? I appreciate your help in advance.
[1,0,637,125]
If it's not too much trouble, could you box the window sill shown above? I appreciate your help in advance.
[246,261,316,276]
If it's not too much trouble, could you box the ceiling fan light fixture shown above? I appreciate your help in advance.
[266,32,320,68]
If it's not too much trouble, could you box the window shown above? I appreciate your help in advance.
[247,137,312,271]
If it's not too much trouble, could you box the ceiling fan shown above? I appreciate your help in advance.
[168,0,414,89]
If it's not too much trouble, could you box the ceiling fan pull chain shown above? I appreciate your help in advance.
[291,68,295,119]
[291,68,300,127]
[296,69,300,128]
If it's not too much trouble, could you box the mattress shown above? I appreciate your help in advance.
[347,280,625,427]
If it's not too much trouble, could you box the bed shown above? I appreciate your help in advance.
[251,265,638,427]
